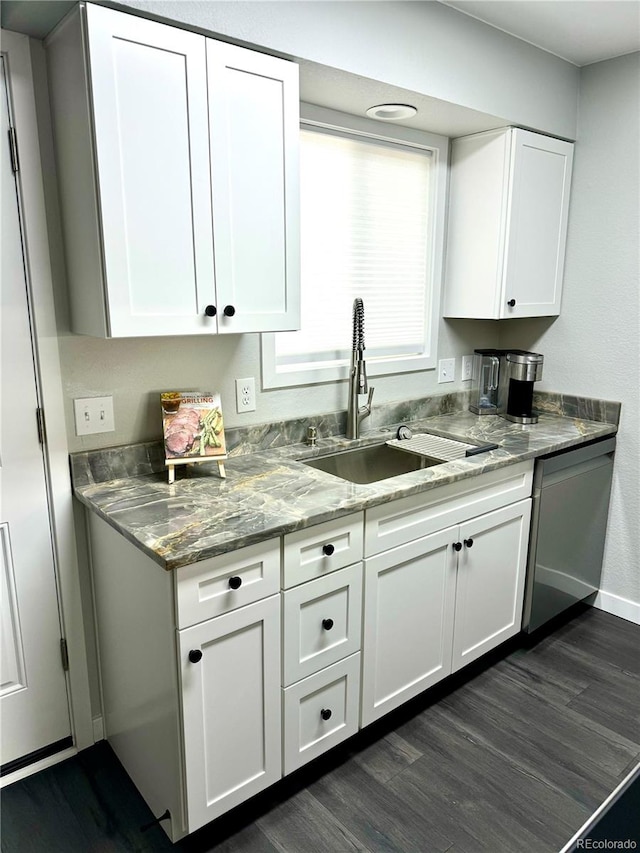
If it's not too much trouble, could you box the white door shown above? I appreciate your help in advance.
[1,57,71,770]
[451,499,531,672]
[85,3,216,337]
[178,594,281,833]
[207,40,300,333]
[361,527,457,727]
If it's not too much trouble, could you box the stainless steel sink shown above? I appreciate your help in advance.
[302,443,443,484]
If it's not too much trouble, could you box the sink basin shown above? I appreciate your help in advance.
[302,443,443,484]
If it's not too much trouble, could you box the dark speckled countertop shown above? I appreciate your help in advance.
[71,392,618,571]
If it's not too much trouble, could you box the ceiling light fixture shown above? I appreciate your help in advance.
[366,103,418,121]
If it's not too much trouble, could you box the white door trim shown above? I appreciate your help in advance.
[1,29,93,751]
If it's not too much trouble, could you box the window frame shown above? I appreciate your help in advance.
[261,103,449,390]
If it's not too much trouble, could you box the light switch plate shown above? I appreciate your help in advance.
[438,358,455,384]
[74,396,115,435]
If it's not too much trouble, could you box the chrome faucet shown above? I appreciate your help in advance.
[346,298,374,439]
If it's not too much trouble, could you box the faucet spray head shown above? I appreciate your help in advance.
[352,298,365,351]
[352,298,367,391]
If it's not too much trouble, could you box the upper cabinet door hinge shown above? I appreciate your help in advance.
[8,126,19,173]
[36,407,47,445]
[60,638,69,672]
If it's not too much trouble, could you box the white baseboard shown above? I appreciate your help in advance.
[92,715,105,743]
[592,590,640,625]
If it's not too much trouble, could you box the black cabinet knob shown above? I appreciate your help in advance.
[453,541,462,552]
[322,618,334,631]
[228,576,242,590]
[188,649,202,663]
[507,299,516,308]
[204,304,217,317]
[320,708,332,721]
[322,544,335,556]
[464,538,474,548]
[223,305,236,317]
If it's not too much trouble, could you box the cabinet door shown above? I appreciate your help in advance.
[207,40,300,334]
[452,499,531,672]
[501,130,573,318]
[178,595,281,832]
[361,527,457,727]
[85,4,216,336]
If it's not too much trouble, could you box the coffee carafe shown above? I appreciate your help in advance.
[469,349,500,415]
[497,350,544,424]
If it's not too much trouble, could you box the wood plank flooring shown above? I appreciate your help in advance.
[2,606,639,853]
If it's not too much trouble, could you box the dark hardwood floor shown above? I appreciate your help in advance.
[2,607,639,853]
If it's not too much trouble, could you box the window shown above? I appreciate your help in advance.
[261,105,448,388]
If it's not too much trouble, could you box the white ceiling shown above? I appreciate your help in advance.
[439,0,640,66]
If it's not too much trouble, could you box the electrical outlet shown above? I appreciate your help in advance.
[74,396,115,436]
[438,358,455,384]
[235,377,256,413]
[461,355,474,381]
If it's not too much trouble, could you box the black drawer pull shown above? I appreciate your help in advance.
[188,649,202,663]
[507,299,516,308]
[228,576,242,590]
[320,708,332,721]
[223,305,236,317]
[322,544,335,556]
[453,541,462,552]
[322,618,334,631]
[204,304,217,317]
[464,538,474,548]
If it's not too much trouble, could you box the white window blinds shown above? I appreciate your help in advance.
[275,127,432,367]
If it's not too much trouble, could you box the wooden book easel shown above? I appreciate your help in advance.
[166,455,227,484]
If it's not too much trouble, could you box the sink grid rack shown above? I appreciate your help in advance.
[386,433,478,462]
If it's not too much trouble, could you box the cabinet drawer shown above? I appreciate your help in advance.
[283,653,360,775]
[176,540,280,628]
[365,462,533,556]
[283,512,363,588]
[282,563,362,686]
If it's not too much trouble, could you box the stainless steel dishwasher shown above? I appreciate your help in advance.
[522,436,616,633]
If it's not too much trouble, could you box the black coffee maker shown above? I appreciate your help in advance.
[497,350,544,424]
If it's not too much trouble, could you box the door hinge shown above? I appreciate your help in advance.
[8,126,19,173]
[60,638,69,672]
[36,407,47,445]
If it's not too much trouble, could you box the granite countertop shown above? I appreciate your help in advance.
[72,400,618,571]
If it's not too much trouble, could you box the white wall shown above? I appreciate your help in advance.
[116,0,579,139]
[500,52,640,618]
[38,0,582,453]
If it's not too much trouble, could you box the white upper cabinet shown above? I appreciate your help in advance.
[46,4,299,337]
[207,41,300,334]
[443,128,574,320]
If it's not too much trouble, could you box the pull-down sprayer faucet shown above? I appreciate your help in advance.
[346,298,374,439]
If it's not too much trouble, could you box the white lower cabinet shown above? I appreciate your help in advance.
[87,462,533,841]
[283,653,361,774]
[451,500,531,671]
[361,528,457,726]
[178,594,282,832]
[361,496,532,726]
